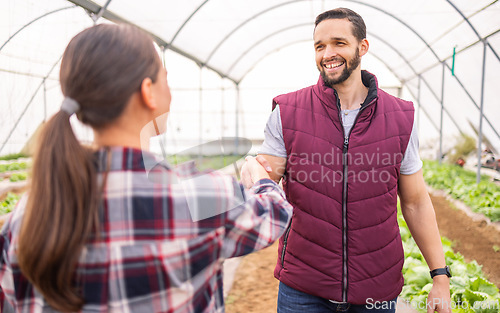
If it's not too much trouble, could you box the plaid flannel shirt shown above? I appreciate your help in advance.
[0,147,292,313]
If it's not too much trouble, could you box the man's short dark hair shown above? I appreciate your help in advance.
[314,8,366,41]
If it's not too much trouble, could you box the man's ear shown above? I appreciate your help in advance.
[359,38,369,57]
[140,77,157,110]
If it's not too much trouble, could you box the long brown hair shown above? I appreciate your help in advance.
[17,24,160,312]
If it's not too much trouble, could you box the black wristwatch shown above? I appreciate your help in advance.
[430,266,452,278]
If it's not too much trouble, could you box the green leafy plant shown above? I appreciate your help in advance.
[0,153,28,161]
[0,162,29,173]
[423,160,500,222]
[9,172,28,182]
[399,207,500,312]
[0,193,20,215]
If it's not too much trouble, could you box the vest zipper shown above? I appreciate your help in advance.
[281,219,293,268]
[342,135,349,302]
[335,90,376,303]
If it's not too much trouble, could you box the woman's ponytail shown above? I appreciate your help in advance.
[17,109,99,311]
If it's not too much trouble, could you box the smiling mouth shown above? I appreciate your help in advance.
[324,61,345,69]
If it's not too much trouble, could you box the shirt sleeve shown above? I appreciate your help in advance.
[258,106,287,158]
[222,178,292,259]
[400,119,423,175]
[0,220,15,313]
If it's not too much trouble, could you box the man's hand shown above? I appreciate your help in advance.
[256,154,286,184]
[427,276,451,313]
[240,156,272,189]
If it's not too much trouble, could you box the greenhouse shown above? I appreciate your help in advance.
[1,1,499,312]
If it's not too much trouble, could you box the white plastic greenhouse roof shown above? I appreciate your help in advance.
[1,0,500,155]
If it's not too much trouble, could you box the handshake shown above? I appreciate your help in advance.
[240,155,273,189]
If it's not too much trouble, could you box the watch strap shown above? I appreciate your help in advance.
[430,266,451,278]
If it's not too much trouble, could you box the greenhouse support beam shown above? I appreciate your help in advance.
[91,0,112,24]
[404,84,439,133]
[439,62,445,164]
[66,0,237,85]
[402,32,500,142]
[446,0,500,63]
[220,84,225,139]
[199,66,203,157]
[417,76,421,132]
[0,6,76,53]
[226,22,310,76]
[410,29,500,80]
[206,0,444,68]
[0,55,63,154]
[43,82,47,123]
[235,84,240,151]
[168,0,210,47]
[477,41,487,184]
[0,68,58,80]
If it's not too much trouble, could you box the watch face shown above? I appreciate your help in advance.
[446,266,452,277]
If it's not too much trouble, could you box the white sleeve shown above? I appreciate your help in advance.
[258,106,287,158]
[400,120,423,175]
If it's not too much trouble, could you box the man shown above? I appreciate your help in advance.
[256,8,451,313]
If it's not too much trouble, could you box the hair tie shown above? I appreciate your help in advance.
[61,97,80,116]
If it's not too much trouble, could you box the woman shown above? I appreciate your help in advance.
[0,24,292,312]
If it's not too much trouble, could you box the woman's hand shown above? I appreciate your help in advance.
[240,155,272,188]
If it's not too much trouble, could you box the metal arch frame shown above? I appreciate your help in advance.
[204,0,301,64]
[0,55,64,154]
[225,23,311,75]
[0,5,77,52]
[66,0,238,84]
[204,0,444,67]
[406,28,500,82]
[366,32,464,136]
[446,0,500,62]
[92,0,112,24]
[168,0,210,47]
[365,54,440,133]
[372,62,441,135]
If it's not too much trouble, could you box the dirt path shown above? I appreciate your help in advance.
[430,193,500,287]
[225,193,500,313]
[225,242,280,313]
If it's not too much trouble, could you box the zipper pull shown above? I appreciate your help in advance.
[343,136,349,151]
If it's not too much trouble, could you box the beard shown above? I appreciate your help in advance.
[320,48,361,87]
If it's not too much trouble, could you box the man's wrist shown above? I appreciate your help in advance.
[432,275,450,285]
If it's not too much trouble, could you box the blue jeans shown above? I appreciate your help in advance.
[277,282,397,313]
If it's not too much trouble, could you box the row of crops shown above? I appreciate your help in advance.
[422,161,500,222]
[0,161,29,182]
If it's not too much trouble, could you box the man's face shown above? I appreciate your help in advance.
[313,18,366,87]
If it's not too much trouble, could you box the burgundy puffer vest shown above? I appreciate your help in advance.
[273,71,414,304]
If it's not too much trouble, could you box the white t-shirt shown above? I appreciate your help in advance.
[259,105,423,175]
